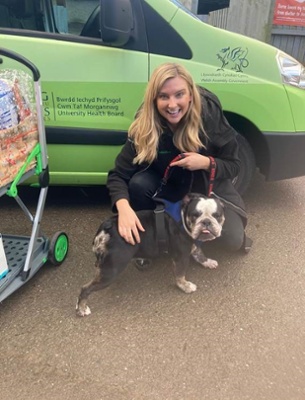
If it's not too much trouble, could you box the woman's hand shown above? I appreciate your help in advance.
[170,152,211,171]
[116,199,145,245]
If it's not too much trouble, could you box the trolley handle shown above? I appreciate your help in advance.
[0,48,40,82]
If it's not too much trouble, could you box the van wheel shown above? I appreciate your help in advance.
[233,134,256,195]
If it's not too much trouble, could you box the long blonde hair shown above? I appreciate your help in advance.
[129,63,206,164]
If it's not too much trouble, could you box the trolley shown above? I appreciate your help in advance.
[0,48,68,302]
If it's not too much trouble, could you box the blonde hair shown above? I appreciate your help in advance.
[129,63,206,164]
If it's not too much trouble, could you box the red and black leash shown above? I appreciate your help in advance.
[161,153,185,186]
[207,156,216,197]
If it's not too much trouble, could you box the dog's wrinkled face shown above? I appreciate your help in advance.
[181,193,225,242]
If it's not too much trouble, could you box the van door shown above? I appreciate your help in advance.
[0,0,149,185]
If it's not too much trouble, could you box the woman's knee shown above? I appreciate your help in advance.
[129,171,160,196]
[129,170,161,210]
[220,209,245,252]
[221,229,244,252]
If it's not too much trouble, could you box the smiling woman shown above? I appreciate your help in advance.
[107,62,250,255]
[156,77,193,133]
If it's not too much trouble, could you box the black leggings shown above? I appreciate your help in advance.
[129,169,245,252]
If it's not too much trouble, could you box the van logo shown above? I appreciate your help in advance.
[216,46,249,73]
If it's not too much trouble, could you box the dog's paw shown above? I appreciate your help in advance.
[76,299,91,317]
[176,277,197,293]
[76,305,91,317]
[202,258,218,269]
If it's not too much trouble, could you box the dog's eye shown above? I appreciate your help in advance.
[213,213,222,221]
[190,211,201,221]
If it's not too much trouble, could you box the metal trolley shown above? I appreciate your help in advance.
[0,48,68,302]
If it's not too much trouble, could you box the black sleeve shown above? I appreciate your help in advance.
[198,86,237,147]
[106,138,139,210]
[198,86,241,180]
[212,136,241,180]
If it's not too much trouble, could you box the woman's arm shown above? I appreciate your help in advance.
[211,137,241,180]
[199,86,241,180]
[107,138,145,244]
[106,138,138,211]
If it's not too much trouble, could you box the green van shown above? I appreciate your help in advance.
[1,0,305,194]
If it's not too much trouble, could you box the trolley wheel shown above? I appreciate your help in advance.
[48,231,69,266]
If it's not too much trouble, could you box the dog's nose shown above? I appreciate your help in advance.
[202,219,211,228]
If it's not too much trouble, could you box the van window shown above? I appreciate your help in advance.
[142,2,192,59]
[169,0,200,20]
[0,0,45,31]
[57,0,100,35]
[0,0,100,37]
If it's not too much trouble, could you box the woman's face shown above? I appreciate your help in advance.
[156,76,192,132]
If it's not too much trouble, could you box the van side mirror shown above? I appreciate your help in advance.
[100,0,133,46]
[197,0,230,15]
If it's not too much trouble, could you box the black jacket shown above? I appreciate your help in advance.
[107,87,247,226]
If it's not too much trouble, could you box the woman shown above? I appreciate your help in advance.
[107,62,250,259]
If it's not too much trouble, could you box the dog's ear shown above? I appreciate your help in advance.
[182,193,191,206]
[182,192,201,206]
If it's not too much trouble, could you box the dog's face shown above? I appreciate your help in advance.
[181,193,225,242]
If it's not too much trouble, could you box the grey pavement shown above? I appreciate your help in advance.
[1,172,305,400]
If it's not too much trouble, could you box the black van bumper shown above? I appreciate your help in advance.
[263,131,305,181]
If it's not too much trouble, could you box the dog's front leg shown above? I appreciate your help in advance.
[191,244,218,269]
[176,274,197,294]
[172,256,197,294]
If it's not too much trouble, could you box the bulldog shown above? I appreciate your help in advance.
[76,193,225,317]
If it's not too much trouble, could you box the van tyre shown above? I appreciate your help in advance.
[233,134,256,195]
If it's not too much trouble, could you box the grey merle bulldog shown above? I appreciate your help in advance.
[76,193,225,317]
